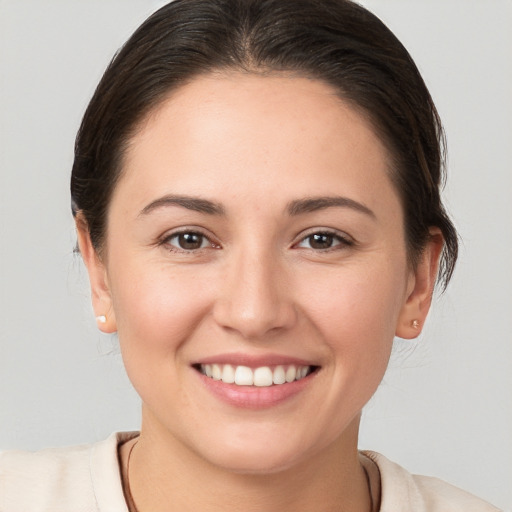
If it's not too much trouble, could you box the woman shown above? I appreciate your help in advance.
[0,0,502,510]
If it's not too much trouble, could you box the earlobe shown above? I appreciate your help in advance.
[94,313,116,333]
[75,215,117,333]
[395,229,444,339]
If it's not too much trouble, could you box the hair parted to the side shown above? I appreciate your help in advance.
[71,0,458,289]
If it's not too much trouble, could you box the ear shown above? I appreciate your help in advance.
[395,228,444,339]
[76,214,117,333]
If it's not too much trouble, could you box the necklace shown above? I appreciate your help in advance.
[125,439,140,512]
[125,441,376,512]
[363,463,376,512]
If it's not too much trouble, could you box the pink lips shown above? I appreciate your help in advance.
[192,352,319,409]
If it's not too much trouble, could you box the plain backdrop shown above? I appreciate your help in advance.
[0,0,511,509]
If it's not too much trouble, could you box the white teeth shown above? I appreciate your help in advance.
[285,366,296,383]
[297,366,308,379]
[212,364,222,380]
[254,367,273,387]
[273,365,286,385]
[199,363,313,386]
[234,365,253,385]
[221,364,235,384]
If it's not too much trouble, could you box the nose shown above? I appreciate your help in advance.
[212,246,297,340]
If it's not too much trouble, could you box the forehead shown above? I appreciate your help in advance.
[118,72,399,218]
[134,72,387,158]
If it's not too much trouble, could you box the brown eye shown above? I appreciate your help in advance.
[296,231,350,251]
[308,233,335,249]
[168,232,209,251]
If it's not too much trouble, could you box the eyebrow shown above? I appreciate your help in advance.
[138,194,225,217]
[138,194,374,219]
[287,196,376,218]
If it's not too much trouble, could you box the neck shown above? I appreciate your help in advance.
[121,414,372,512]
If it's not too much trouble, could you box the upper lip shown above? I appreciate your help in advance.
[191,352,319,368]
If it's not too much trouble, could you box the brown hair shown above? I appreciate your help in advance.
[71,0,458,288]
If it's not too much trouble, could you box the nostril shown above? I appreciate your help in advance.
[212,301,297,340]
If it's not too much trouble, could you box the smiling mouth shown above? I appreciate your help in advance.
[194,364,318,387]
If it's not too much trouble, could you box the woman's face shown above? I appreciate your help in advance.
[85,73,430,473]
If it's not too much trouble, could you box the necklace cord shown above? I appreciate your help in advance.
[125,440,140,512]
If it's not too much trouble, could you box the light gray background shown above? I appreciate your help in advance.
[0,1,510,509]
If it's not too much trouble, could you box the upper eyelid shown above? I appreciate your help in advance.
[293,227,354,244]
[159,227,220,249]
[159,232,220,257]
[291,230,356,254]
[161,226,214,240]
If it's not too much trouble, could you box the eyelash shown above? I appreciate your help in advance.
[160,229,220,253]
[293,230,354,252]
[159,228,353,254]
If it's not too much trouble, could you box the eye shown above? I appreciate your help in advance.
[166,231,213,251]
[296,231,351,250]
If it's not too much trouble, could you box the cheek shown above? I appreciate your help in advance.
[109,262,213,373]
[300,264,404,336]
[296,261,406,379]
[108,264,221,426]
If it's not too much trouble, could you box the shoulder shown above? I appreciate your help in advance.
[0,440,96,512]
[0,432,136,512]
[361,451,502,512]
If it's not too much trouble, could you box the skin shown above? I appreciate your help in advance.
[77,73,442,512]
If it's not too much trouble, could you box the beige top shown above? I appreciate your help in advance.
[0,432,501,512]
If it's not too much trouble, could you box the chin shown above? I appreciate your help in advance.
[189,426,320,476]
[207,446,304,475]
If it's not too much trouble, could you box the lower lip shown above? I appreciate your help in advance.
[196,370,316,409]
